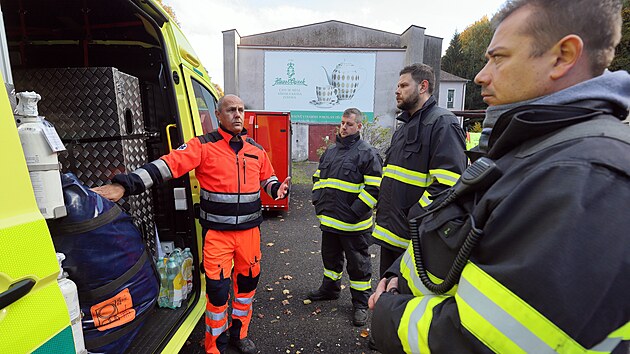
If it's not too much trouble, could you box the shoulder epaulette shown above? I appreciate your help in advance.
[245,137,264,150]
[198,131,223,144]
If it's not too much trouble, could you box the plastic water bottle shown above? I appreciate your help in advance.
[171,248,187,300]
[166,257,182,308]
[182,248,194,298]
[156,257,168,308]
[57,253,87,354]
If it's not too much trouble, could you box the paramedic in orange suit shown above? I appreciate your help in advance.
[93,94,290,354]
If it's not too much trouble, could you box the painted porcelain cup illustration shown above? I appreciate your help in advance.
[322,62,363,100]
[316,85,338,104]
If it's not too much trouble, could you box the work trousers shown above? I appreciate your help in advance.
[203,227,261,354]
[318,230,372,309]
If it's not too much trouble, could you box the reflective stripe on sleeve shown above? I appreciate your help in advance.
[364,175,381,187]
[429,168,460,187]
[317,214,373,232]
[312,178,363,193]
[152,159,173,180]
[383,165,432,188]
[399,247,456,297]
[372,224,409,249]
[358,189,377,208]
[457,262,627,354]
[398,295,450,354]
[132,168,153,189]
[313,169,321,178]
[418,190,432,208]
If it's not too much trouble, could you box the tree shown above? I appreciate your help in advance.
[441,17,493,110]
[610,0,630,71]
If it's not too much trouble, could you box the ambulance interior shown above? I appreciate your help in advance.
[1,0,205,350]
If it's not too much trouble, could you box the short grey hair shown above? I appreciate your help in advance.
[493,0,622,75]
[343,108,364,124]
[216,94,241,111]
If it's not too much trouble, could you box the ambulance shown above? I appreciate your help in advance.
[0,0,219,352]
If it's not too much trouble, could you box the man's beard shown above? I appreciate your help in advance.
[397,91,420,112]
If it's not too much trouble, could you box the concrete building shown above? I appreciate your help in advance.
[223,20,444,161]
[439,70,468,111]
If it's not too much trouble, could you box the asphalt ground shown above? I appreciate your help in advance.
[180,161,381,354]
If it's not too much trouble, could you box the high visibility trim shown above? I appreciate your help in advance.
[206,322,228,336]
[206,309,227,321]
[429,168,460,187]
[383,165,432,188]
[457,262,621,354]
[313,169,321,178]
[418,190,432,208]
[232,308,250,317]
[262,175,279,195]
[317,214,373,232]
[398,295,449,354]
[399,248,456,297]
[312,177,363,193]
[358,189,377,208]
[372,224,409,249]
[152,159,172,180]
[199,210,262,224]
[350,280,371,291]
[132,168,153,189]
[364,175,382,187]
[591,323,630,352]
[324,268,343,281]
[235,297,253,305]
[200,189,260,203]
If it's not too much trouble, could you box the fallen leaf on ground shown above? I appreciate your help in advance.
[270,319,279,323]
[283,309,292,315]
[282,289,290,295]
[266,242,275,247]
[282,299,290,305]
[303,299,312,305]
[283,275,293,280]
[257,313,265,319]
[266,287,273,291]
[287,295,293,299]
[341,285,346,290]
[360,329,369,338]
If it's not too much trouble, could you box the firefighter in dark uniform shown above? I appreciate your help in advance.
[93,95,290,354]
[372,63,467,277]
[369,1,630,353]
[307,108,382,327]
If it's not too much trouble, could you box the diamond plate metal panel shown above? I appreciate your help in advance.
[13,67,143,140]
[59,138,158,259]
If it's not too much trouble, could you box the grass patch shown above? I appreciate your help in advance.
[291,161,317,185]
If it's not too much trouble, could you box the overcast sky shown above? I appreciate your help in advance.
[163,0,507,89]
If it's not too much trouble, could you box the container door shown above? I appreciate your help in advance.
[252,113,291,210]
[0,72,75,353]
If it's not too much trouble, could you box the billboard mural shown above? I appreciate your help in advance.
[264,51,376,123]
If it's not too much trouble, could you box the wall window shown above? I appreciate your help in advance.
[191,79,219,134]
[447,89,455,109]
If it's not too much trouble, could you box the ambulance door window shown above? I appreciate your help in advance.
[191,79,218,134]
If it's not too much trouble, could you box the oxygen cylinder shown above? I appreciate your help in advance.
[16,91,67,219]
[57,253,87,354]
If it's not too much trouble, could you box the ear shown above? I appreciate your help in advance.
[419,80,429,94]
[550,34,583,80]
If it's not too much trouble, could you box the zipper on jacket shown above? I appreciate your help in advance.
[243,157,247,184]
[236,154,240,224]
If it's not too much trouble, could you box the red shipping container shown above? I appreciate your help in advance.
[244,111,292,211]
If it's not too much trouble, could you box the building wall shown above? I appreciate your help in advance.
[438,81,467,111]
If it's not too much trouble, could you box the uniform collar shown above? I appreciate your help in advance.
[218,124,248,141]
[396,95,437,123]
[336,132,361,147]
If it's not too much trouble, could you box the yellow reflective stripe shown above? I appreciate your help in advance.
[458,262,622,354]
[383,165,432,187]
[364,175,382,187]
[372,224,409,249]
[429,168,460,187]
[399,247,457,297]
[359,189,377,208]
[418,190,432,207]
[317,214,373,232]
[324,268,342,281]
[398,295,450,354]
[313,169,321,178]
[312,177,363,193]
[350,280,371,291]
